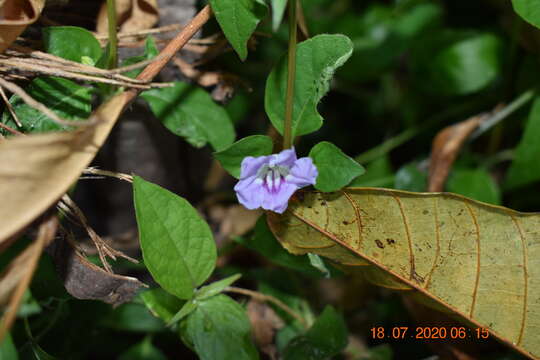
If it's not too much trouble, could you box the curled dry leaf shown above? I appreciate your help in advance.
[96,0,159,34]
[47,235,144,305]
[428,112,489,192]
[0,0,45,53]
[269,189,540,359]
[209,204,262,239]
[246,299,283,360]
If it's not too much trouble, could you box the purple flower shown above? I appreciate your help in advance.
[234,148,318,213]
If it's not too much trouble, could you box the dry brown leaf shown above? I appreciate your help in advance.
[0,214,58,341]
[47,235,144,305]
[0,92,130,244]
[209,205,262,238]
[427,115,485,192]
[96,0,159,34]
[246,299,283,360]
[0,0,45,53]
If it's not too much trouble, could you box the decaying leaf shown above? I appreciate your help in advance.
[0,0,45,53]
[47,235,144,305]
[246,299,283,360]
[96,0,159,34]
[268,188,540,359]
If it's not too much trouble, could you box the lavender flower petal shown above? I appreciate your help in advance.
[271,147,297,168]
[234,176,264,210]
[261,182,297,213]
[285,157,318,188]
[239,155,271,179]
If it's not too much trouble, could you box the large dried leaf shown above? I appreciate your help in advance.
[0,0,44,53]
[0,92,130,244]
[96,0,159,34]
[268,188,540,359]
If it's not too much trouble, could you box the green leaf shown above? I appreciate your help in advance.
[394,162,426,192]
[512,0,540,29]
[447,168,501,205]
[214,135,274,178]
[265,34,353,137]
[168,300,199,326]
[141,82,235,151]
[283,306,348,360]
[270,0,287,31]
[505,96,540,189]
[182,294,259,360]
[196,274,242,300]
[411,30,503,95]
[307,254,330,278]
[141,288,185,323]
[120,36,158,78]
[309,141,365,192]
[133,176,217,299]
[209,0,267,60]
[1,77,92,134]
[42,26,102,64]
[349,156,394,187]
[235,217,322,276]
[102,302,165,332]
[118,337,167,360]
[0,333,18,360]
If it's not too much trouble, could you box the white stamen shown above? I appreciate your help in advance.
[266,171,274,190]
[254,178,263,185]
[273,170,281,189]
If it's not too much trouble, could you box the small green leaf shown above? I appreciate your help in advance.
[309,141,365,192]
[505,96,540,189]
[214,135,274,179]
[411,31,503,95]
[448,168,501,205]
[512,0,540,29]
[349,156,394,188]
[141,288,185,323]
[394,162,426,192]
[181,294,259,360]
[102,302,165,333]
[1,77,92,134]
[141,82,235,151]
[196,274,242,300]
[283,306,348,360]
[120,36,158,78]
[118,337,167,360]
[133,176,217,299]
[265,34,353,137]
[42,26,102,64]
[307,254,330,278]
[168,300,198,326]
[209,0,267,60]
[270,0,287,31]
[0,333,18,360]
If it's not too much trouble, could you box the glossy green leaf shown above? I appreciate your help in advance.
[1,77,92,134]
[133,176,217,299]
[209,0,267,60]
[168,300,198,326]
[505,96,540,189]
[307,254,330,278]
[394,162,427,192]
[283,306,348,360]
[141,82,235,151]
[411,31,503,95]
[102,303,165,333]
[309,141,365,192]
[447,168,501,205]
[0,333,18,360]
[270,0,287,31]
[512,0,540,29]
[120,36,159,78]
[269,188,540,359]
[141,288,185,323]
[42,26,102,64]
[118,337,167,360]
[265,34,353,137]
[182,294,259,360]
[214,135,274,179]
[196,274,242,300]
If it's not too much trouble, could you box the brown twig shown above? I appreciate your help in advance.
[0,122,23,136]
[107,54,166,75]
[0,87,21,127]
[225,286,308,328]
[83,167,133,182]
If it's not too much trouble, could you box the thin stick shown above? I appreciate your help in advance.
[0,78,91,128]
[225,286,307,328]
[0,87,21,127]
[108,54,166,74]
[0,122,23,136]
[83,167,133,182]
[282,0,298,149]
[106,0,118,69]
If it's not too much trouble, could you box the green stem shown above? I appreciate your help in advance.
[106,0,118,69]
[282,0,297,150]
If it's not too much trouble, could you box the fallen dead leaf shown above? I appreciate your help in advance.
[0,0,45,53]
[96,0,159,34]
[246,299,283,360]
[209,204,262,239]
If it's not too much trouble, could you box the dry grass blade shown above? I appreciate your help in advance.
[0,214,58,342]
[0,86,21,127]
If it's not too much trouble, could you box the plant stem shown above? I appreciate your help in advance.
[282,0,298,150]
[106,0,118,69]
[225,286,307,328]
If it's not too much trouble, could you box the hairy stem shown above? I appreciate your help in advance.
[282,0,298,150]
